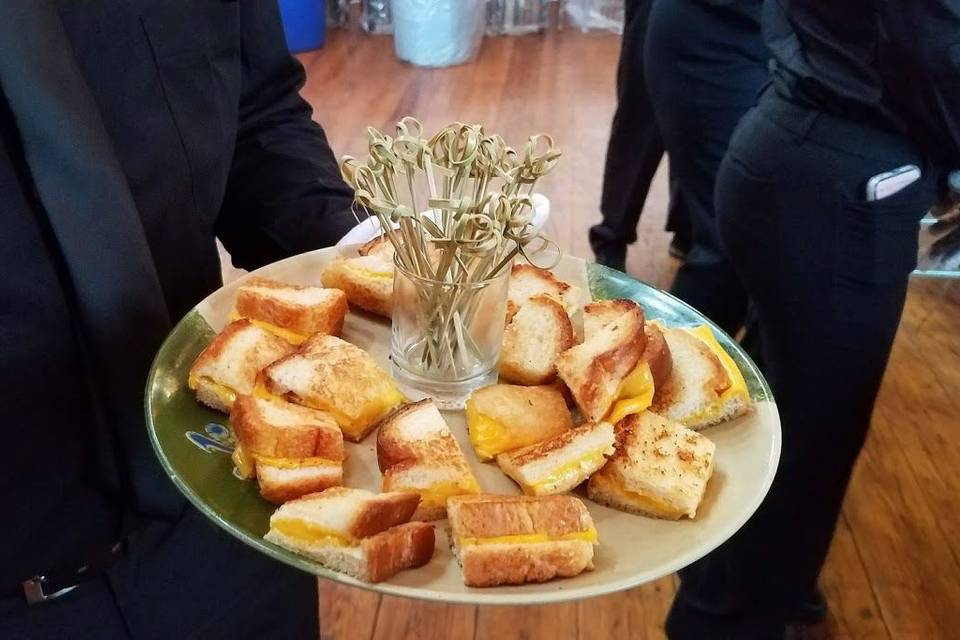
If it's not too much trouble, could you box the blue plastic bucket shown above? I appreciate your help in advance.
[278,0,327,53]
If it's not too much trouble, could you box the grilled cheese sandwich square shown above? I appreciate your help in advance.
[447,494,597,587]
[651,325,750,429]
[264,487,435,583]
[321,253,395,318]
[230,395,345,503]
[588,411,715,520]
[261,334,404,442]
[188,319,296,413]
[233,277,348,344]
[497,421,616,495]
[465,384,573,461]
[377,400,481,521]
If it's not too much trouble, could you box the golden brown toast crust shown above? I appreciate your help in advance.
[556,300,647,422]
[497,421,607,467]
[650,329,729,412]
[189,319,291,380]
[235,277,348,337]
[374,400,430,472]
[505,264,576,321]
[448,494,593,539]
[257,467,343,504]
[230,395,344,461]
[321,258,393,318]
[499,294,575,385]
[642,323,672,389]
[458,540,594,587]
[357,234,393,258]
[360,521,435,583]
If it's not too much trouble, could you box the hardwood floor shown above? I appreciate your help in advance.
[295,28,960,640]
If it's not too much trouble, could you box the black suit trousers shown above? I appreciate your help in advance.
[666,90,943,639]
[645,0,768,335]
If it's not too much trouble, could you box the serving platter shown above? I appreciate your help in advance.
[145,247,780,605]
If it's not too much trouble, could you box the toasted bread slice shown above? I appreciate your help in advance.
[447,494,597,587]
[233,277,348,343]
[266,487,421,540]
[266,520,434,583]
[265,487,433,583]
[230,395,345,503]
[496,421,615,495]
[321,255,393,318]
[582,299,630,341]
[465,384,573,461]
[506,264,582,320]
[587,411,715,519]
[555,300,647,423]
[262,334,405,442]
[358,234,395,259]
[376,400,481,520]
[642,323,673,390]
[499,294,575,385]
[188,320,296,413]
[651,326,750,429]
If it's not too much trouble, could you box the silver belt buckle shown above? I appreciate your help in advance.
[22,576,78,605]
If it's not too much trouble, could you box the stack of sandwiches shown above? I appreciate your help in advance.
[188,319,296,413]
[447,494,597,587]
[265,487,435,583]
[376,400,481,521]
[321,235,395,318]
[181,261,755,587]
[232,277,348,344]
[230,395,345,503]
[260,334,405,442]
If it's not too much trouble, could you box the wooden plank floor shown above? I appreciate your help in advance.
[296,28,960,640]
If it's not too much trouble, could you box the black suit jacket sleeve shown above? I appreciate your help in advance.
[216,0,356,270]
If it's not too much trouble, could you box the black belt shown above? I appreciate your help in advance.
[8,539,125,605]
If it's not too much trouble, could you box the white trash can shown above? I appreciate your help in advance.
[392,0,485,67]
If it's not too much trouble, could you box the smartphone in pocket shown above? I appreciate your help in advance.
[866,164,921,201]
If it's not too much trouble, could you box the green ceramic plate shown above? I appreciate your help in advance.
[146,249,780,605]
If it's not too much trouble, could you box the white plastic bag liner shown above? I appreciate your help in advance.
[392,0,485,67]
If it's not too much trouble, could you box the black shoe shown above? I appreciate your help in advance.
[589,225,627,272]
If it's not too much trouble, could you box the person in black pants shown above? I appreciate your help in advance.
[644,0,768,337]
[590,0,692,272]
[666,2,959,638]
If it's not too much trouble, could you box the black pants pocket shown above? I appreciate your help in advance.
[837,188,932,285]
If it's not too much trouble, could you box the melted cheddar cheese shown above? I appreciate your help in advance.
[460,528,597,547]
[465,400,518,461]
[254,455,340,470]
[270,519,355,546]
[232,444,256,479]
[605,361,656,425]
[344,262,394,280]
[681,325,750,424]
[394,480,481,508]
[188,374,238,407]
[590,471,683,519]
[229,311,307,345]
[528,448,609,495]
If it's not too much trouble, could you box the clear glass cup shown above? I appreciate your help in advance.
[390,258,510,409]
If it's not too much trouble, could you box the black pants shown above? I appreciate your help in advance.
[666,90,944,639]
[591,0,689,249]
[0,507,318,639]
[645,0,768,336]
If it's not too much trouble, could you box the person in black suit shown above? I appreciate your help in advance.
[0,1,354,637]
[666,2,959,638]
[589,0,692,273]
